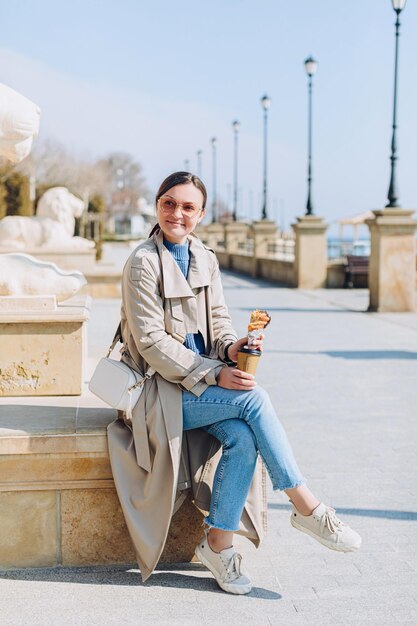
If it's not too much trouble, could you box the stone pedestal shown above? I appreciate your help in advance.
[0,403,204,569]
[251,220,278,257]
[203,223,225,251]
[250,220,278,277]
[292,215,328,289]
[194,224,206,240]
[0,247,97,272]
[224,222,250,254]
[366,209,417,312]
[82,266,122,299]
[0,295,90,396]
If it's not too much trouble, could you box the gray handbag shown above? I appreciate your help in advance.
[88,322,154,422]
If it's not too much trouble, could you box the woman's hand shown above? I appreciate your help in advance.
[226,333,265,362]
[216,366,257,390]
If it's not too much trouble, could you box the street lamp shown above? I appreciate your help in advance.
[232,120,241,221]
[211,137,217,223]
[304,56,318,215]
[197,150,203,178]
[260,94,271,220]
[386,0,407,208]
[184,159,190,171]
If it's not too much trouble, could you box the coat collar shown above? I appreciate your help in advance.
[152,227,212,298]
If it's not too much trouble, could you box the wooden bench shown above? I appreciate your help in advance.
[344,255,369,288]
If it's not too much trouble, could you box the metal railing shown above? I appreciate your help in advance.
[237,240,253,254]
[327,239,371,261]
[266,239,295,261]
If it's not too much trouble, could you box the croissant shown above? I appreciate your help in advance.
[248,309,271,332]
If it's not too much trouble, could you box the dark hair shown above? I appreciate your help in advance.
[156,171,207,208]
[149,171,207,237]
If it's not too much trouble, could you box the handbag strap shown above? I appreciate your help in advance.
[106,321,122,357]
[106,321,155,379]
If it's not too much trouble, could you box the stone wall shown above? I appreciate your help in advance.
[256,258,295,286]
[0,411,204,569]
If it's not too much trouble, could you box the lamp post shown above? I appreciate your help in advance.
[197,150,203,178]
[260,94,271,220]
[184,159,190,171]
[232,120,240,221]
[304,56,318,216]
[386,0,407,208]
[211,137,217,223]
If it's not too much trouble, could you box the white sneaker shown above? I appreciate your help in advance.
[195,531,252,595]
[290,502,362,552]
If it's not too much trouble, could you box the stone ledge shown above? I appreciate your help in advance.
[0,402,204,569]
[81,267,122,299]
[1,479,115,492]
[0,294,91,323]
[0,432,110,455]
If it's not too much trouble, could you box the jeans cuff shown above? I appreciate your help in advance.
[203,516,240,532]
[272,478,307,491]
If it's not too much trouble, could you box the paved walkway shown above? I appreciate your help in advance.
[1,273,417,625]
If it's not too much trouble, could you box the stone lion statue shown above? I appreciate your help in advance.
[0,83,40,164]
[0,187,95,250]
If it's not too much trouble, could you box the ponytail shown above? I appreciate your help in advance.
[148,223,160,238]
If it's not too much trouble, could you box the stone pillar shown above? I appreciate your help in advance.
[194,223,206,240]
[250,220,278,277]
[224,222,250,254]
[366,209,417,312]
[292,215,328,289]
[203,223,225,251]
[251,220,278,257]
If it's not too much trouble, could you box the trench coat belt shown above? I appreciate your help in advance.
[131,407,152,473]
[119,352,154,473]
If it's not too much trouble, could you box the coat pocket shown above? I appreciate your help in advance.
[169,297,184,321]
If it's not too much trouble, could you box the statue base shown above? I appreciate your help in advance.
[0,247,96,273]
[0,294,90,396]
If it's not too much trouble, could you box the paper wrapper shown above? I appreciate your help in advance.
[247,329,263,347]
[247,309,271,346]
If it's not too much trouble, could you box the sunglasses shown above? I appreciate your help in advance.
[158,195,203,217]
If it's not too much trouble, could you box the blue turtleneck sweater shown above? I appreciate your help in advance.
[163,238,206,355]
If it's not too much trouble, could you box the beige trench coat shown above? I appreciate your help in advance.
[107,227,267,581]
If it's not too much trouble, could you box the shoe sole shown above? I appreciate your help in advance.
[195,545,252,595]
[291,518,361,552]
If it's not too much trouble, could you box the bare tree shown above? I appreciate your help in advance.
[96,152,148,215]
[17,140,148,216]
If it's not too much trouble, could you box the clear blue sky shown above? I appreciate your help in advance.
[2,0,417,233]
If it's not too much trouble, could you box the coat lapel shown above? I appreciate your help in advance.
[153,228,212,297]
[187,234,212,289]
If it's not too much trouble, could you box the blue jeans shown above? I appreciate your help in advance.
[182,384,306,532]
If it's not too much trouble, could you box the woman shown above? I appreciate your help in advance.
[108,171,361,595]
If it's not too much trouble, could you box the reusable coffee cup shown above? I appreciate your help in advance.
[237,347,261,375]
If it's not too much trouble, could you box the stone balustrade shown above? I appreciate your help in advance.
[197,219,327,288]
[199,218,417,304]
